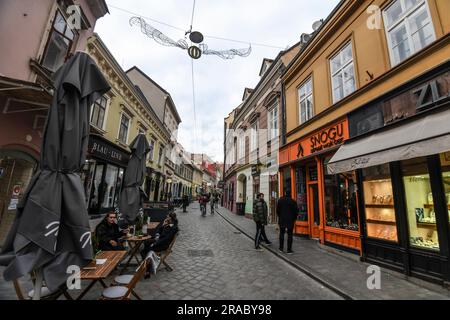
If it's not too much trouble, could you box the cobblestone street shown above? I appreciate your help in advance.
[0,203,342,300]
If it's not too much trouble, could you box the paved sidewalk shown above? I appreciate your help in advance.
[216,205,450,300]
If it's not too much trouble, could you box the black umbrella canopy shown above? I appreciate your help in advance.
[119,134,151,226]
[0,52,110,292]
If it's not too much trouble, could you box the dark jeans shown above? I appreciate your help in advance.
[183,204,187,212]
[279,225,294,251]
[255,222,269,248]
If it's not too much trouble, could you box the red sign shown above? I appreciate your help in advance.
[280,118,349,165]
[12,185,21,197]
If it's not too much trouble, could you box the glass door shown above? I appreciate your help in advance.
[309,184,320,238]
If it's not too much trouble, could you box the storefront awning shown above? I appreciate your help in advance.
[327,108,450,174]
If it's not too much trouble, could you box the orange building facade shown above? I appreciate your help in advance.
[280,0,450,270]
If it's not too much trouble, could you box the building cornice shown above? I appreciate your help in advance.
[87,35,171,143]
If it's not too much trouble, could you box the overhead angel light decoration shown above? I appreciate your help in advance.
[129,16,252,60]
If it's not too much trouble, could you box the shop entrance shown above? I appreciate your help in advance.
[269,174,278,224]
[308,184,320,238]
[0,151,37,246]
[307,164,320,239]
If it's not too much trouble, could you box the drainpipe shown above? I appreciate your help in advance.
[280,78,287,146]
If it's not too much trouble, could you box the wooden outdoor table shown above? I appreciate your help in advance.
[75,250,127,300]
[119,235,151,274]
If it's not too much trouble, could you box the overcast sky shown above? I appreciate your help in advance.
[95,0,341,162]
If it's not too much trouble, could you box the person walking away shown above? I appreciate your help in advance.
[199,193,208,216]
[276,190,298,254]
[210,195,215,215]
[182,194,189,212]
[253,193,272,250]
[214,193,219,208]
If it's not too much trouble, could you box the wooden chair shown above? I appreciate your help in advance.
[13,278,72,300]
[100,257,148,300]
[155,233,178,272]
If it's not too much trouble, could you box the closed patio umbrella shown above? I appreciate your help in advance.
[0,52,110,297]
[119,134,151,226]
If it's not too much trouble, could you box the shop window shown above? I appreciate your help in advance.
[113,168,124,208]
[324,158,359,231]
[362,164,398,242]
[282,167,291,198]
[440,152,450,225]
[89,163,104,214]
[42,10,76,72]
[383,0,435,66]
[295,167,308,221]
[330,42,356,103]
[402,157,439,251]
[90,96,108,129]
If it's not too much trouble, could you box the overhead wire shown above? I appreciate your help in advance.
[189,0,199,154]
[107,3,286,49]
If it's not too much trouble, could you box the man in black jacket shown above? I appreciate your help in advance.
[276,190,298,254]
[95,212,128,251]
[141,212,178,257]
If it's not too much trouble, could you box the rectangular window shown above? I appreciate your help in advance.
[149,139,155,161]
[324,158,359,231]
[383,0,435,66]
[42,10,76,72]
[362,164,398,242]
[295,166,308,221]
[158,146,164,166]
[251,122,258,151]
[402,157,439,251]
[330,42,356,103]
[118,114,130,144]
[440,153,450,224]
[239,135,245,160]
[298,77,314,124]
[268,102,279,140]
[90,96,107,129]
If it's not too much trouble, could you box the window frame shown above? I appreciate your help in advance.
[90,96,108,130]
[267,101,279,140]
[250,122,258,152]
[298,76,314,124]
[382,0,436,66]
[158,144,164,166]
[329,42,356,104]
[118,113,130,144]
[41,9,77,72]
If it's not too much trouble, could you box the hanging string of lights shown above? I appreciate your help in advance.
[108,4,285,50]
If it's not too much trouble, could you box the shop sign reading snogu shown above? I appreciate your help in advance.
[310,122,345,154]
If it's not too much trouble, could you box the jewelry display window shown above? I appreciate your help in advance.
[362,164,398,242]
[402,157,439,251]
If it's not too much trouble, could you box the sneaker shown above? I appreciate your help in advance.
[278,248,284,253]
[286,250,294,254]
[255,247,263,251]
[265,241,272,245]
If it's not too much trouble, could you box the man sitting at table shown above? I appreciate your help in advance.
[95,212,128,251]
[141,212,178,258]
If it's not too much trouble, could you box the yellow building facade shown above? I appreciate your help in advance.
[84,34,170,217]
